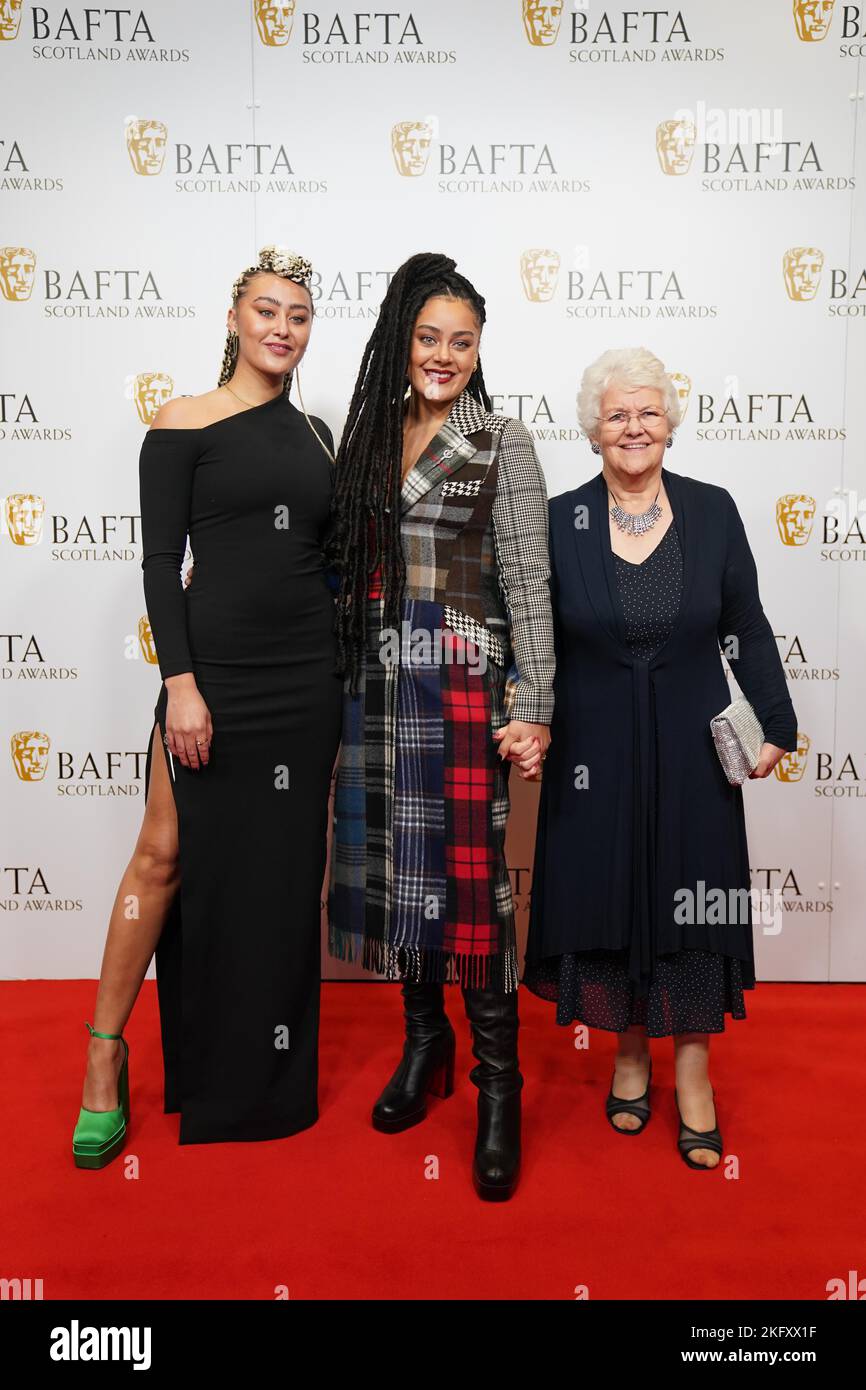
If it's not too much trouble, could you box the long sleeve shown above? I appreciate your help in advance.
[492,418,556,725]
[547,493,564,653]
[717,489,798,751]
[139,428,200,680]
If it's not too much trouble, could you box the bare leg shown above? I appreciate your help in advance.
[673,1033,718,1167]
[81,723,179,1111]
[611,1023,651,1131]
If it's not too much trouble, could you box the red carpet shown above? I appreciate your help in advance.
[1,980,860,1301]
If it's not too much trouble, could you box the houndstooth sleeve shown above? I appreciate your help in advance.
[491,417,556,724]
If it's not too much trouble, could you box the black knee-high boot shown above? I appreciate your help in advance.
[461,985,523,1201]
[371,982,456,1133]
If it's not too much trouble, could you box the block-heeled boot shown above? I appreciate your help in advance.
[372,981,456,1133]
[462,985,523,1201]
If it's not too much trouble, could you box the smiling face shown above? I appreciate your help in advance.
[406,295,480,406]
[229,271,313,380]
[593,385,670,477]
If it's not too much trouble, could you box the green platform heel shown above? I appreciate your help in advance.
[72,1022,130,1170]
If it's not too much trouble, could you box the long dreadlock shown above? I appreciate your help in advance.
[326,252,493,693]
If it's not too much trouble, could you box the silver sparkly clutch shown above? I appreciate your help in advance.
[710,697,764,786]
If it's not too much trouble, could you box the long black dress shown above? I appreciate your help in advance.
[523,469,798,1036]
[138,391,342,1143]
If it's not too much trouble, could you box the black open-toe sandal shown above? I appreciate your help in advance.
[675,1087,723,1169]
[605,1057,652,1135]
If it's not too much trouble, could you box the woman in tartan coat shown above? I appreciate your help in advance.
[326,253,556,1200]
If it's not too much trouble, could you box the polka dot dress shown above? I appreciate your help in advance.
[522,520,749,1037]
[613,520,682,661]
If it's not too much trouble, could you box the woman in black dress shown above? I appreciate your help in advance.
[523,346,798,1170]
[72,245,341,1165]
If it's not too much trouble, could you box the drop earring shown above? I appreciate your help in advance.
[591,442,601,455]
[666,435,673,449]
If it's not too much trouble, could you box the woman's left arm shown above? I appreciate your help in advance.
[490,419,556,774]
[717,489,798,777]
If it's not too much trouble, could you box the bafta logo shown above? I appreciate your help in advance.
[774,732,811,782]
[776,493,817,546]
[11,731,51,782]
[520,249,560,302]
[138,617,158,664]
[793,0,835,42]
[670,372,692,421]
[5,493,45,546]
[134,372,173,424]
[0,0,23,41]
[125,118,168,176]
[0,246,36,301]
[522,0,563,46]
[255,0,296,47]
[783,247,824,301]
[391,120,436,177]
[656,119,697,176]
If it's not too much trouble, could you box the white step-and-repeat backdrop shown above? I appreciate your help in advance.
[2,1,864,982]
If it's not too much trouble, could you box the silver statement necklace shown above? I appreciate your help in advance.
[608,482,663,536]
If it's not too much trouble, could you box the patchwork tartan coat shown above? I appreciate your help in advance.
[327,389,556,992]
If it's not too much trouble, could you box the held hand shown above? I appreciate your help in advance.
[164,674,213,770]
[748,742,787,779]
[182,561,195,590]
[493,721,551,780]
[514,752,544,784]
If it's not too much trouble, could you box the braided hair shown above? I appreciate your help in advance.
[217,244,314,402]
[327,252,492,693]
[216,245,333,461]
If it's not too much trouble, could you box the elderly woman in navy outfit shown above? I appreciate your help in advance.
[523,347,798,1169]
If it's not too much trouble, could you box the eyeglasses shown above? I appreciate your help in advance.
[598,409,667,430]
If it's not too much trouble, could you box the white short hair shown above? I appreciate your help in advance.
[577,346,681,437]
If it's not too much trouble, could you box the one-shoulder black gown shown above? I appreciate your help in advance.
[138,392,342,1143]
